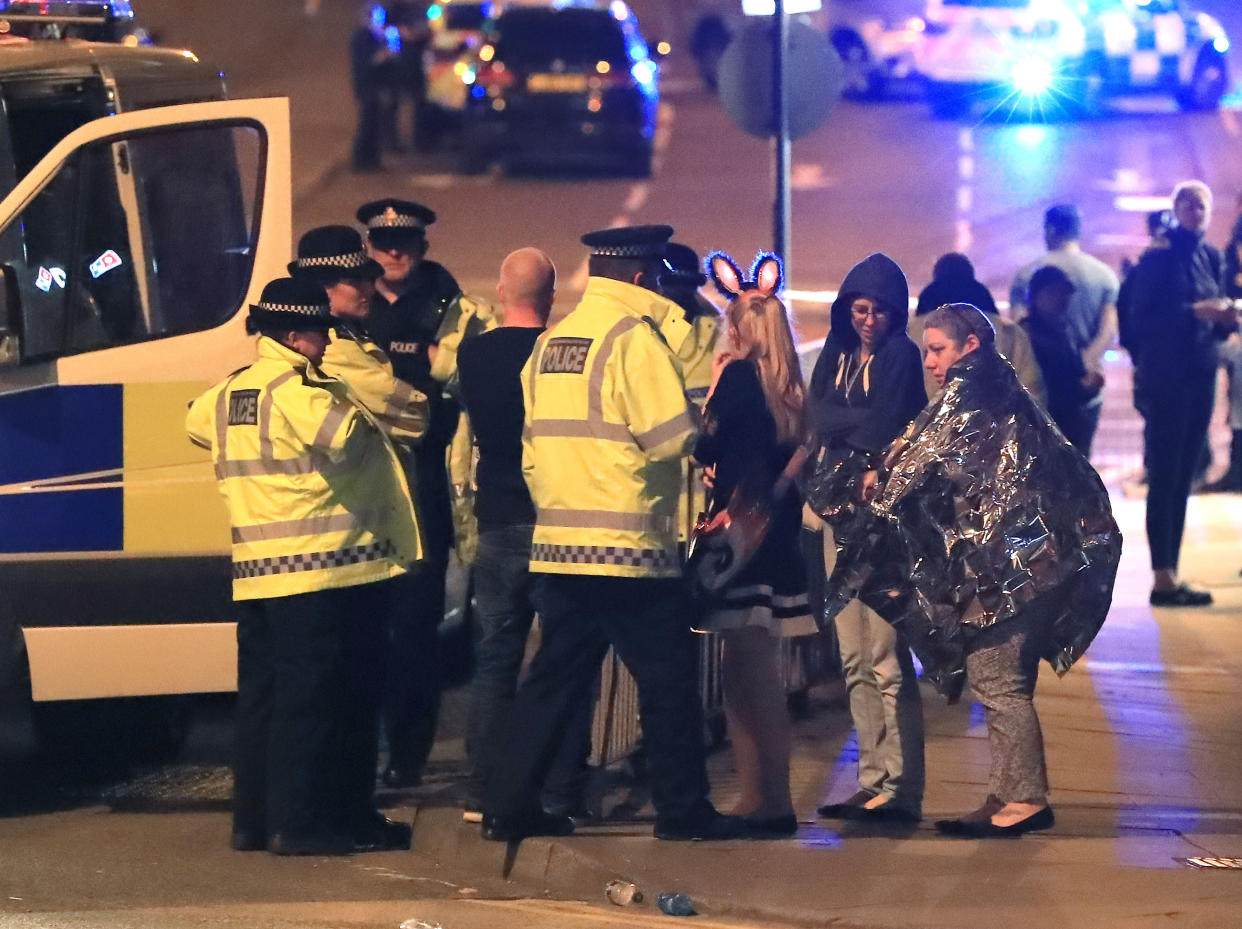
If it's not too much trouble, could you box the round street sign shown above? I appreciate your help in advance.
[717,18,844,140]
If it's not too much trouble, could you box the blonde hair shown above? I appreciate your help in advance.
[727,293,807,444]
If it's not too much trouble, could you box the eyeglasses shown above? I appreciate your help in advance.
[850,303,888,321]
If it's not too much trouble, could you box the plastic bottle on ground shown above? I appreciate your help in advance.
[656,892,696,917]
[605,879,643,905]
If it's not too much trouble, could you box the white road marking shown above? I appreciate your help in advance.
[409,173,495,190]
[1115,194,1173,213]
[955,127,975,254]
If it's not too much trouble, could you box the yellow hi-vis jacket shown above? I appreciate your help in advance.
[186,337,421,601]
[522,276,698,578]
[322,321,429,451]
[675,306,723,541]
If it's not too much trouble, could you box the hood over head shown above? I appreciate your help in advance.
[831,253,910,347]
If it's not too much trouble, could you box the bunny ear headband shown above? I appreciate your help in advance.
[706,251,784,300]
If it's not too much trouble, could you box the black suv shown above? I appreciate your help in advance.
[458,0,659,176]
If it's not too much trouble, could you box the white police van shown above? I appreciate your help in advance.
[0,25,291,758]
[917,0,1231,118]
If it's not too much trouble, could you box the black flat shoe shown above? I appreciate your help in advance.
[481,809,575,842]
[1150,584,1212,607]
[267,832,354,856]
[381,765,422,789]
[938,806,1054,838]
[817,789,876,820]
[858,803,920,824]
[743,814,799,839]
[230,829,266,852]
[655,809,748,841]
[354,813,413,852]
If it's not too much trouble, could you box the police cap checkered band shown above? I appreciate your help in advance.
[247,277,333,332]
[292,250,372,270]
[581,224,674,260]
[255,299,328,316]
[356,199,436,232]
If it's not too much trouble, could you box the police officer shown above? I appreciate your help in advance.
[186,279,420,856]
[357,198,460,787]
[351,3,393,172]
[659,242,722,543]
[288,225,429,449]
[482,225,746,843]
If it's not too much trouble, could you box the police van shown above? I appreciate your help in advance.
[917,0,1231,119]
[0,25,291,755]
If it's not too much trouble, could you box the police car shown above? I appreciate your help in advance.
[916,0,1231,119]
[0,0,151,45]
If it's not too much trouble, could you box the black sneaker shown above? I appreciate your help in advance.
[655,809,748,841]
[481,809,575,842]
[1149,584,1212,607]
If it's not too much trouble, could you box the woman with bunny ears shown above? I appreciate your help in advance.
[693,252,817,838]
[806,253,927,826]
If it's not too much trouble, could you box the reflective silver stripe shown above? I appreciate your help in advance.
[588,316,642,422]
[538,508,673,533]
[259,371,299,460]
[383,379,423,425]
[527,332,549,411]
[231,512,368,543]
[528,419,632,443]
[312,402,353,451]
[633,410,696,453]
[530,542,677,570]
[213,374,243,473]
[216,457,318,479]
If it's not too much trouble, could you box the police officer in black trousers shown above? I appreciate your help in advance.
[358,198,462,787]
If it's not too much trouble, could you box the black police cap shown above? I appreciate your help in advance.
[662,241,707,287]
[246,277,333,334]
[581,224,674,260]
[288,225,384,282]
[357,199,436,247]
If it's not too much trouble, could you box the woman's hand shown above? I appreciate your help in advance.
[859,469,880,502]
[707,351,734,400]
[1192,297,1234,324]
[701,464,716,490]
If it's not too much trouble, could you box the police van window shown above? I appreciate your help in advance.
[9,123,262,362]
[2,78,112,179]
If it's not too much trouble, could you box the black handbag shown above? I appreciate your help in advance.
[685,446,808,603]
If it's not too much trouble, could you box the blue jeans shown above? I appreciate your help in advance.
[465,525,591,811]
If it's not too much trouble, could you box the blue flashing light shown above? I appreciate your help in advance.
[631,59,657,87]
[1213,36,1229,55]
[471,84,486,98]
[369,3,386,30]
[1011,56,1055,97]
[428,3,443,21]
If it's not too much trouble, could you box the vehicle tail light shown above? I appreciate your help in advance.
[475,61,517,90]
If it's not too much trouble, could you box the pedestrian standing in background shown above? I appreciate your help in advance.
[384,0,431,152]
[1127,180,1236,607]
[1202,193,1242,492]
[806,253,926,825]
[1010,204,1119,454]
[186,279,421,856]
[1021,266,1104,454]
[483,225,745,843]
[358,198,462,788]
[350,3,392,172]
[910,252,1043,402]
[457,248,593,824]
[693,252,816,839]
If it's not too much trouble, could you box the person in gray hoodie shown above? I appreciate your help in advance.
[806,253,927,824]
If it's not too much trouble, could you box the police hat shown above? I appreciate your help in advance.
[581,224,674,260]
[357,198,436,249]
[288,225,384,282]
[661,241,707,287]
[246,278,333,335]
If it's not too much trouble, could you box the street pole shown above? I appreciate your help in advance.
[773,0,791,280]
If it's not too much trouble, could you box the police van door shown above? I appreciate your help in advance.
[0,98,291,704]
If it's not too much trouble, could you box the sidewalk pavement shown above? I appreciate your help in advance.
[399,493,1242,929]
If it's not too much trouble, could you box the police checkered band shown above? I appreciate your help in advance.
[367,208,423,230]
[531,543,677,570]
[255,300,328,316]
[292,250,371,270]
[591,243,664,259]
[232,540,396,579]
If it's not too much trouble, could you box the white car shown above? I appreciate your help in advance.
[916,0,1231,118]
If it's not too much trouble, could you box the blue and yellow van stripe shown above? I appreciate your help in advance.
[0,381,229,555]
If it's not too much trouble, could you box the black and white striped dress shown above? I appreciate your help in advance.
[692,360,816,637]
